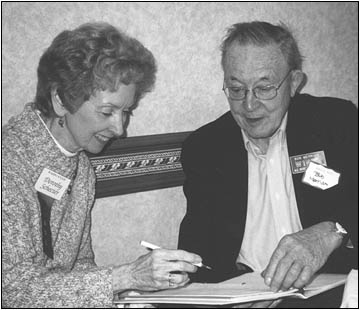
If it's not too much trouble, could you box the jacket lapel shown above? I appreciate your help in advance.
[216,112,248,198]
[286,95,325,226]
[214,113,248,246]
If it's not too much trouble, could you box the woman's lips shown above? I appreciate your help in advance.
[95,134,111,143]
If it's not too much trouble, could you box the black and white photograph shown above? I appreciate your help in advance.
[2,2,358,308]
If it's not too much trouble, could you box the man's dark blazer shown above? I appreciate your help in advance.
[178,93,358,283]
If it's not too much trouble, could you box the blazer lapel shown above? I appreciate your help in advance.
[214,113,248,243]
[217,112,248,196]
[286,95,325,225]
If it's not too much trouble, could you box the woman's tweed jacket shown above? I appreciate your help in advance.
[2,104,114,307]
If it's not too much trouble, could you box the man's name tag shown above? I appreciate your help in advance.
[302,161,340,190]
[289,151,327,174]
[35,168,70,200]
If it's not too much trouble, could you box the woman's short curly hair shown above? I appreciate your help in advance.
[34,22,157,117]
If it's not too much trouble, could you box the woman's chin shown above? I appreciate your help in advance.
[86,141,109,154]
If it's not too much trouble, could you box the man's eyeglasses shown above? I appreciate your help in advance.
[223,70,292,101]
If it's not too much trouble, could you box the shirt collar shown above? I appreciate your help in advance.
[242,112,288,156]
[35,110,78,158]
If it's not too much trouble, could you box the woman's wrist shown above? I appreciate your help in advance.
[112,263,135,293]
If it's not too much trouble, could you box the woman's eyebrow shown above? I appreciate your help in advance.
[100,102,122,109]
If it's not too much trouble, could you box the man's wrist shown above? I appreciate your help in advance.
[334,222,348,236]
[328,221,348,248]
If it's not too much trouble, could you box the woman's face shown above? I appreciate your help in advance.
[60,83,136,154]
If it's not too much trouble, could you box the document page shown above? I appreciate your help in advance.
[114,272,347,305]
[115,272,296,305]
[302,273,347,298]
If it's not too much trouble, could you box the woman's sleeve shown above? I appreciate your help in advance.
[73,204,97,271]
[2,171,115,308]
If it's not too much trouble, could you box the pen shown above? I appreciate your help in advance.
[140,240,212,270]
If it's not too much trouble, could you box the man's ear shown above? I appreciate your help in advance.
[290,70,304,97]
[51,88,67,117]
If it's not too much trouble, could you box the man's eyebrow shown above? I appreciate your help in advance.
[257,76,272,82]
[229,76,243,84]
[228,75,271,84]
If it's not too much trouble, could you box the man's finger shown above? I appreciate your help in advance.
[292,265,313,289]
[250,300,276,308]
[269,256,293,292]
[280,261,302,291]
[232,302,253,308]
[269,299,283,308]
[262,246,287,287]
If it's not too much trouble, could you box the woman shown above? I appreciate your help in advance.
[2,22,202,308]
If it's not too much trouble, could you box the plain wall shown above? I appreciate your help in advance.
[2,2,358,267]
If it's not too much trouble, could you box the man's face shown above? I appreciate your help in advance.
[223,42,297,142]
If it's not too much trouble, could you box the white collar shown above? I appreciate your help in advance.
[36,110,78,158]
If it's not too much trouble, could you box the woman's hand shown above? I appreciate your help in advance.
[112,249,202,292]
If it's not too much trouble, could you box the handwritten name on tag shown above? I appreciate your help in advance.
[290,151,327,174]
[302,161,340,190]
[35,168,70,200]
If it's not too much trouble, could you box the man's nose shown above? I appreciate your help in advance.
[243,89,260,111]
[110,113,124,137]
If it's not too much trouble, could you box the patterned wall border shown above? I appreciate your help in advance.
[88,131,191,198]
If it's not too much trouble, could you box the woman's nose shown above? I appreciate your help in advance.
[110,113,124,137]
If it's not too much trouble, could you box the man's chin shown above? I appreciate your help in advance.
[244,129,272,140]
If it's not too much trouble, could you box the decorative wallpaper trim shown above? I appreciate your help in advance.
[88,131,191,198]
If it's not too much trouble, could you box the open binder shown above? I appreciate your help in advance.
[114,272,347,306]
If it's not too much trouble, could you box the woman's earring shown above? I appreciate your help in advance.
[58,118,64,127]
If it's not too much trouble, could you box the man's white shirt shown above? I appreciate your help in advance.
[238,113,303,272]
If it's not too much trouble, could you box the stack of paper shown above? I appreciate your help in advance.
[114,272,347,306]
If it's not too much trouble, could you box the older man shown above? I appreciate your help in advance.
[178,21,357,306]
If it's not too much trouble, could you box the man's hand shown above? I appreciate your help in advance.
[262,222,343,292]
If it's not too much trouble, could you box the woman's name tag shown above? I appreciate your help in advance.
[35,168,70,200]
[302,161,340,190]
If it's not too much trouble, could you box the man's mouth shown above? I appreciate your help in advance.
[246,117,263,125]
